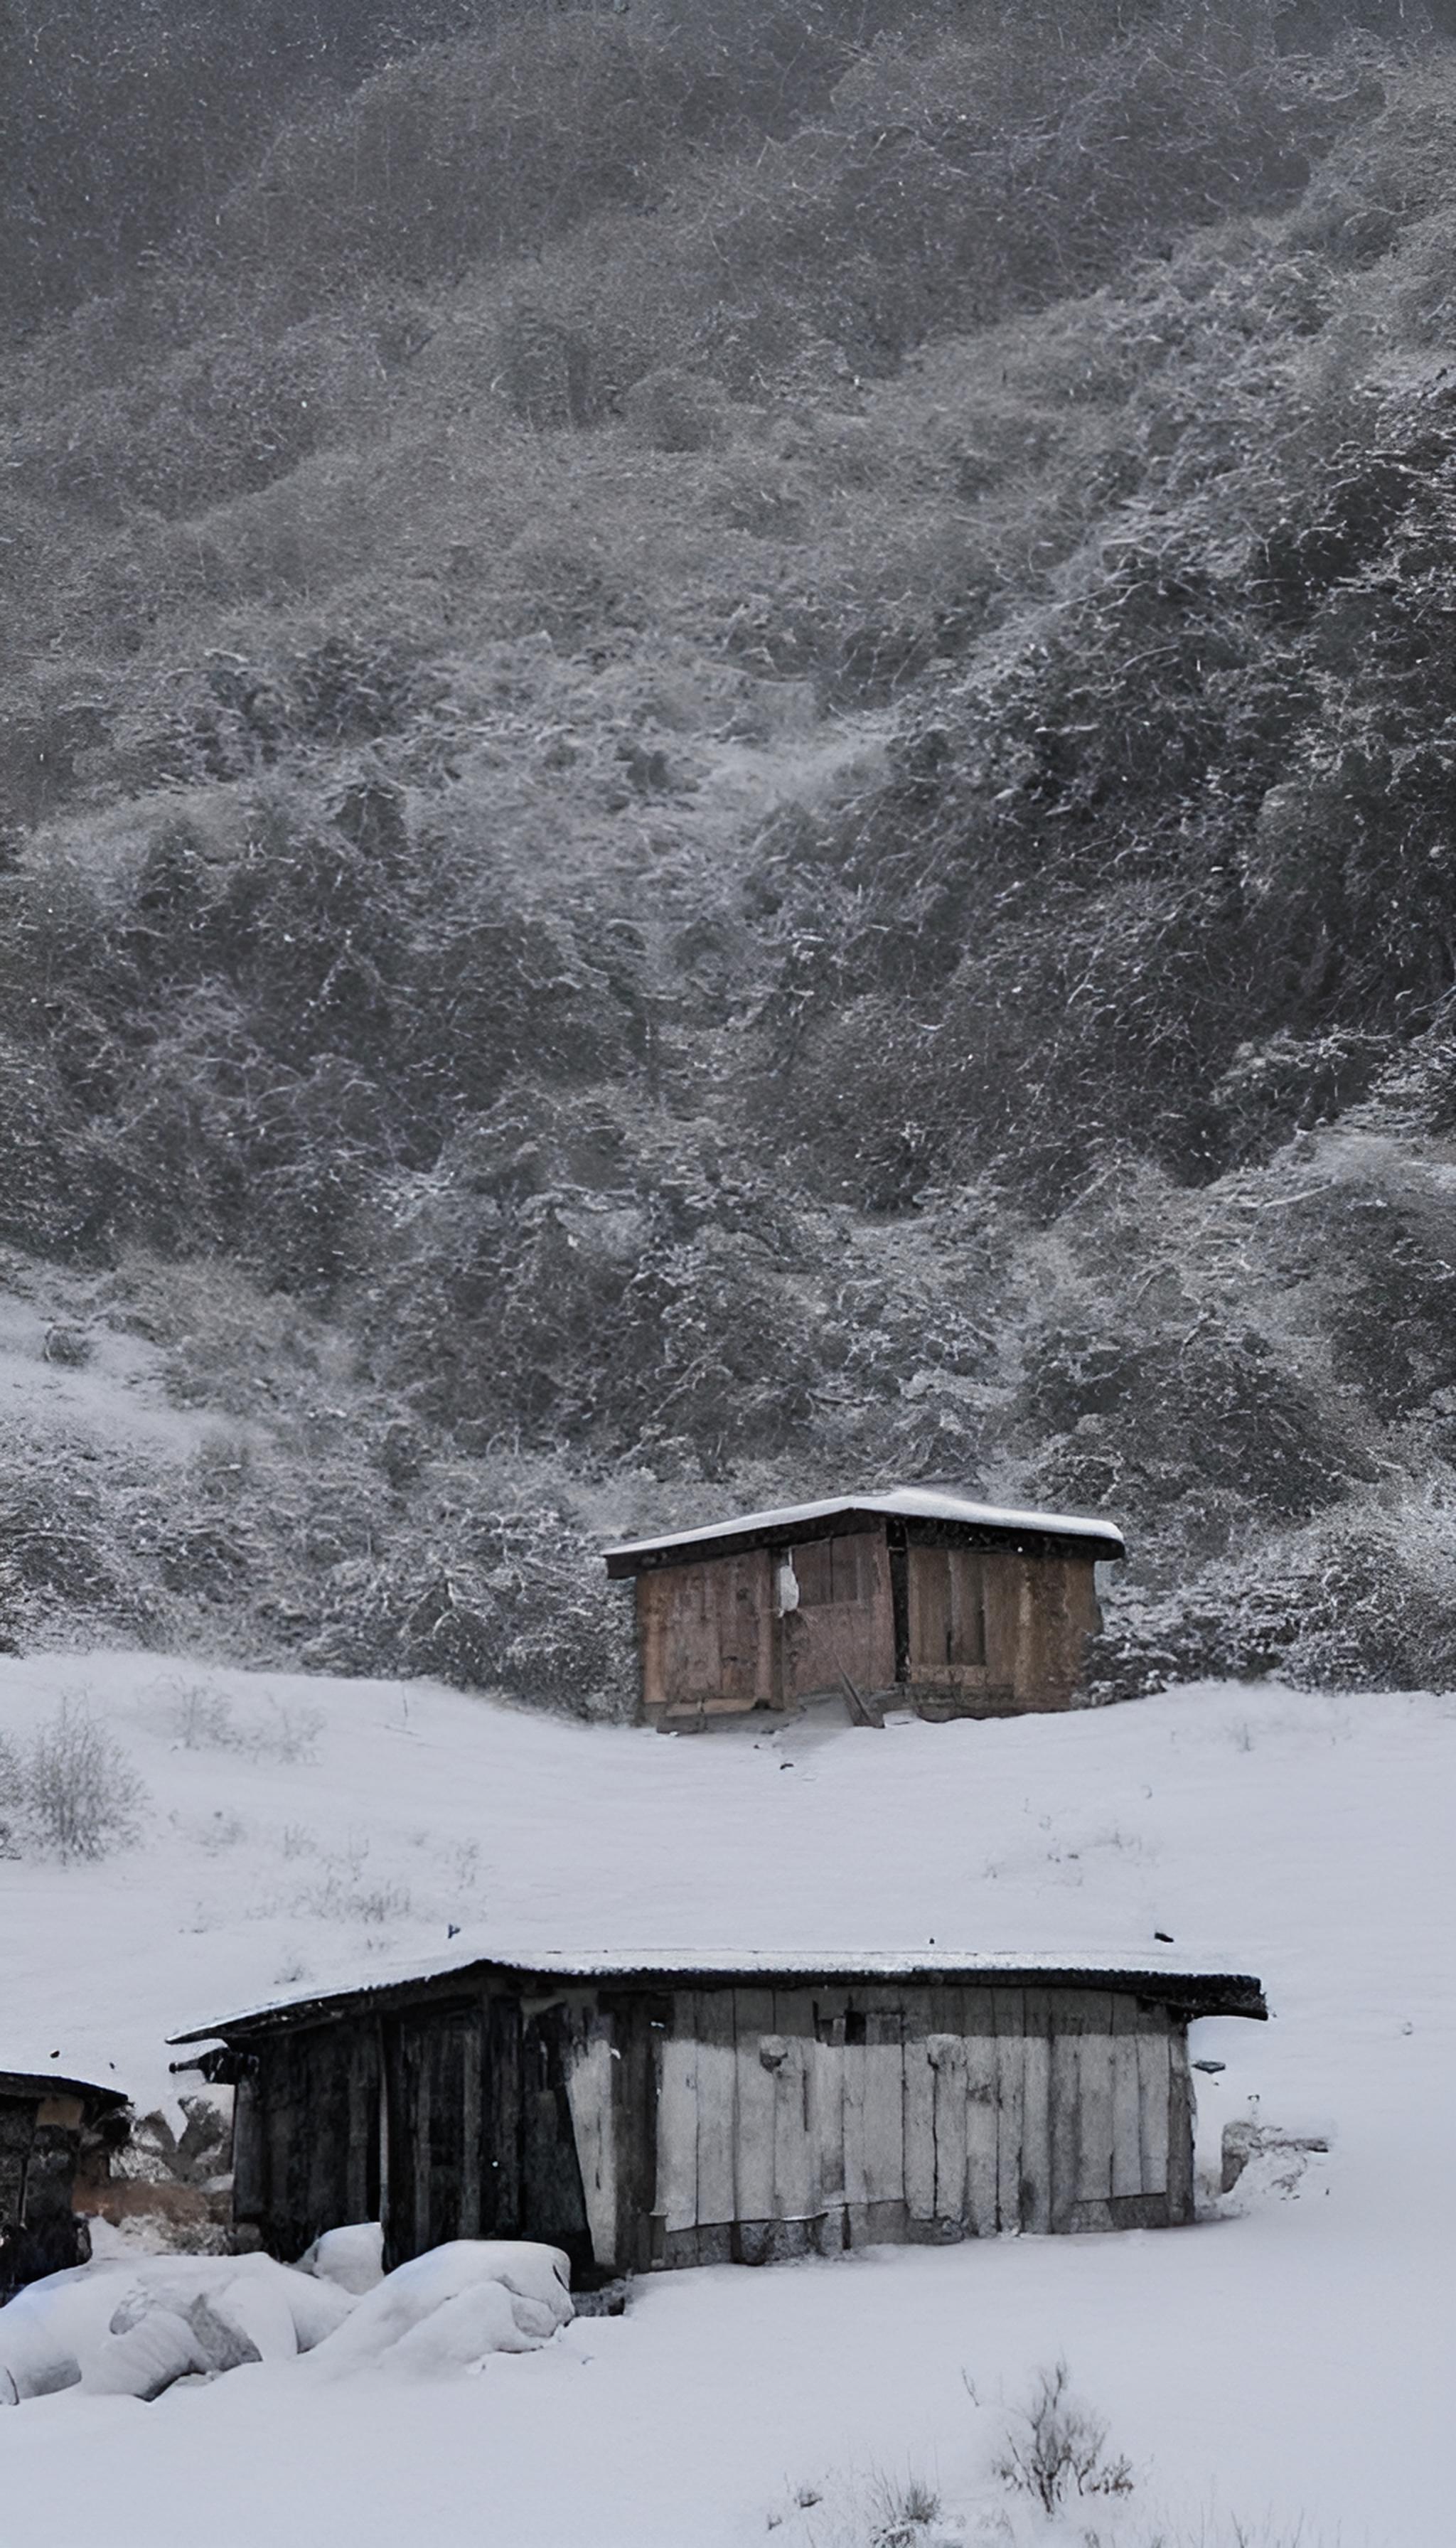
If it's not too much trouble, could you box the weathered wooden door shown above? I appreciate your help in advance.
[654,1550,771,1713]
[782,1531,895,1703]
[384,2001,484,2262]
[250,2021,381,2261]
[907,1545,987,1685]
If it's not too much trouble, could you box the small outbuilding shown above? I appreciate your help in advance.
[173,1947,1265,2281]
[0,2066,131,2296]
[604,1486,1125,1728]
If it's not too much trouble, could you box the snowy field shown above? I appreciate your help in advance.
[0,1651,1450,2546]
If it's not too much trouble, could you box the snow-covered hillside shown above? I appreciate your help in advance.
[1,1653,1450,2545]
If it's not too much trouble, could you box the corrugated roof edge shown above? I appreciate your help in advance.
[602,1485,1125,1566]
[171,1946,1267,2042]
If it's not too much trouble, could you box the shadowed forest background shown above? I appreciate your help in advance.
[6,0,1456,1711]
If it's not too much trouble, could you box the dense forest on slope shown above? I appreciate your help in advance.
[5,0,1456,1708]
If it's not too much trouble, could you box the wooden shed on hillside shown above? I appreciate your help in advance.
[173,1948,1265,2281]
[0,2067,131,2296]
[604,1487,1125,1728]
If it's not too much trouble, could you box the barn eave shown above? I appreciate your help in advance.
[170,1950,1267,2048]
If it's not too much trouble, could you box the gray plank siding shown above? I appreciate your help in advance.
[1167,2025,1195,2223]
[770,1988,818,2225]
[963,1988,1000,2238]
[808,1996,847,2238]
[993,1989,1026,2233]
[929,2017,968,2230]
[1019,1988,1054,2234]
[862,2004,906,2211]
[732,1986,778,2226]
[1135,2018,1172,2198]
[694,1990,739,2230]
[1110,1998,1145,2202]
[901,1988,938,2224]
[841,2010,867,2212]
[1074,1993,1115,2207]
[655,2000,699,2236]
[1047,1992,1083,2232]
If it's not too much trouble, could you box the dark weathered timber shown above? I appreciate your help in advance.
[520,2003,593,2278]
[483,1993,523,2238]
[345,2025,382,2227]
[609,1989,659,2276]
[0,2099,34,2225]
[0,2072,132,2296]
[887,1532,911,1680]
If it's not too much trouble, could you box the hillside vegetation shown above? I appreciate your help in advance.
[6,0,1456,1708]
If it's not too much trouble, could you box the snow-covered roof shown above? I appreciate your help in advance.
[0,2062,129,2109]
[603,1485,1125,1571]
[173,1943,1265,2041]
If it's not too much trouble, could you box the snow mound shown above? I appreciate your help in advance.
[304,2239,574,2380]
[0,2239,573,2402]
[296,2222,385,2296]
[0,2252,352,2402]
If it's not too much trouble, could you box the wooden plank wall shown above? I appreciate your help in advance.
[909,1551,1103,1716]
[635,1534,1104,1721]
[782,1531,896,1706]
[647,1984,1192,2264]
[638,1551,774,1720]
[237,1979,1194,2276]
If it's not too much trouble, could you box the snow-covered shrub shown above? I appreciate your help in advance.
[0,1699,147,1862]
[1019,1317,1349,1531]
[994,2360,1135,2517]
[1088,1502,1456,1701]
[766,2466,956,2547]
[303,1494,636,1720]
[863,2471,945,2547]
[168,1682,323,1764]
[621,367,726,454]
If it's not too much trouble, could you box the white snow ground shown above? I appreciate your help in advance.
[0,1651,1450,2546]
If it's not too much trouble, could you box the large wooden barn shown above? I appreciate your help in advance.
[174,1948,1265,2281]
[604,1487,1125,1728]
